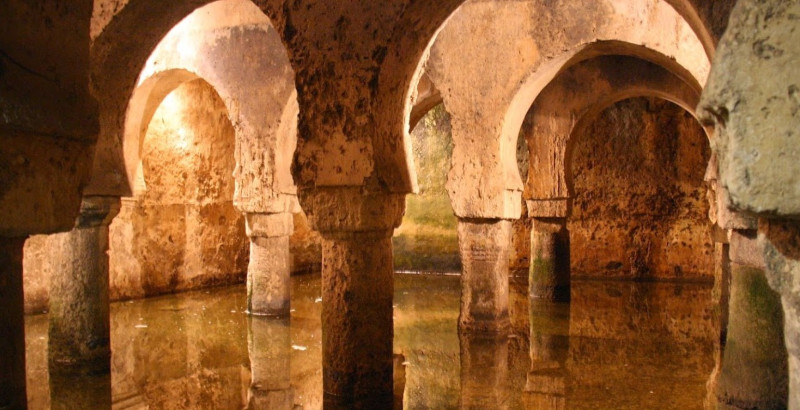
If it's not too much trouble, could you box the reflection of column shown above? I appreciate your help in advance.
[705,240,730,408]
[715,229,788,408]
[246,212,293,316]
[49,196,120,374]
[247,317,292,409]
[524,300,569,409]
[306,189,404,408]
[50,372,111,410]
[529,218,570,302]
[459,332,510,409]
[760,219,800,408]
[457,218,512,333]
[0,237,27,409]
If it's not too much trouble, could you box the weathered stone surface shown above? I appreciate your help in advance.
[714,263,788,409]
[728,229,764,269]
[569,98,713,280]
[108,79,248,298]
[424,0,709,219]
[699,0,800,405]
[0,1,97,236]
[529,218,570,301]
[321,231,395,407]
[22,235,52,314]
[290,211,322,275]
[48,196,119,374]
[458,218,512,333]
[760,219,800,408]
[246,213,292,316]
[704,154,757,231]
[698,0,800,218]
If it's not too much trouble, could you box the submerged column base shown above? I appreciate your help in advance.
[714,260,788,409]
[529,217,570,302]
[48,196,120,375]
[760,219,800,409]
[245,212,293,317]
[458,218,512,334]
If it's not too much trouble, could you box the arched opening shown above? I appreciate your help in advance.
[109,78,248,297]
[393,103,459,273]
[568,97,712,280]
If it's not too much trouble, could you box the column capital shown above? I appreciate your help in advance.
[299,187,405,237]
[526,198,570,218]
[245,212,294,239]
[75,196,120,228]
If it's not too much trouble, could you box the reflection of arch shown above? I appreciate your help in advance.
[522,50,702,203]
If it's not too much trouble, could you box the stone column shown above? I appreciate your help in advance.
[457,218,512,334]
[524,300,569,409]
[247,316,292,409]
[303,189,405,408]
[0,236,27,409]
[245,212,293,316]
[459,332,510,409]
[705,240,730,409]
[714,229,788,409]
[48,196,120,374]
[760,219,800,409]
[529,218,570,301]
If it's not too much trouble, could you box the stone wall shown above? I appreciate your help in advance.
[568,97,713,280]
[108,79,248,299]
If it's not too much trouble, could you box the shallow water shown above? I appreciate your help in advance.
[25,274,714,409]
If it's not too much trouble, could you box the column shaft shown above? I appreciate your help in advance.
[322,230,394,408]
[458,218,512,333]
[706,242,731,409]
[246,213,293,316]
[760,219,800,409]
[715,263,788,408]
[0,237,26,409]
[529,218,570,301]
[48,196,119,374]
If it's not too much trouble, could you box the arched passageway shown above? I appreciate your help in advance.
[109,78,248,298]
[568,97,712,280]
[6,0,800,408]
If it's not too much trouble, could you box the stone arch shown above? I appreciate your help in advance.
[88,0,296,216]
[522,53,702,205]
[419,0,708,220]
[112,77,249,297]
[565,95,713,279]
[122,68,203,196]
[370,0,467,195]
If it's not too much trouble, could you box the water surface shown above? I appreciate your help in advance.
[26,274,714,409]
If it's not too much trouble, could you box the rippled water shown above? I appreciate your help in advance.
[25,274,714,409]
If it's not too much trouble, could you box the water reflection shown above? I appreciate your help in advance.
[26,275,713,409]
[524,300,569,409]
[247,317,292,409]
